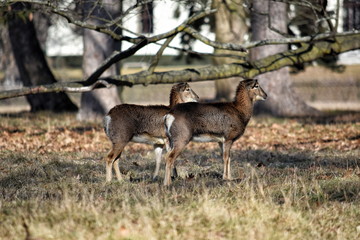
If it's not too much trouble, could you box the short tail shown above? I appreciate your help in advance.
[164,114,175,149]
[103,115,112,138]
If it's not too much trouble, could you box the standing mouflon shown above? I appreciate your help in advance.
[103,83,199,182]
[163,79,267,186]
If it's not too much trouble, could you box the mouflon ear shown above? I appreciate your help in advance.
[173,82,186,91]
[243,78,256,88]
[251,79,259,88]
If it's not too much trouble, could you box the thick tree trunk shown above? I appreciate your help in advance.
[77,0,122,121]
[250,0,318,116]
[7,3,78,112]
[213,0,248,101]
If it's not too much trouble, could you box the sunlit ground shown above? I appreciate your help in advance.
[0,112,359,239]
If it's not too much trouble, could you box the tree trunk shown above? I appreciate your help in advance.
[250,0,318,116]
[77,0,122,122]
[7,3,78,112]
[213,0,248,101]
[33,12,51,51]
[0,26,21,90]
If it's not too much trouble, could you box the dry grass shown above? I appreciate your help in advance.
[0,112,360,239]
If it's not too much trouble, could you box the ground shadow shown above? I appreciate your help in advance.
[126,147,359,185]
[0,159,104,200]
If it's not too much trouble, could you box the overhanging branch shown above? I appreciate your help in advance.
[84,37,148,85]
[104,33,360,84]
[1,33,359,100]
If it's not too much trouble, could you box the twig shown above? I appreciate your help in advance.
[183,26,247,52]
[148,35,176,74]
[243,30,360,49]
[84,37,148,85]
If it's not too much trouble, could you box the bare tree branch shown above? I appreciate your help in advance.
[157,43,248,60]
[183,26,247,52]
[84,37,148,85]
[243,30,360,48]
[3,0,351,53]
[107,33,360,85]
[2,1,216,44]
[272,0,322,11]
[2,0,360,102]
[104,0,154,28]
[145,9,217,43]
[1,32,359,100]
[148,35,176,74]
[51,8,127,41]
[0,79,131,100]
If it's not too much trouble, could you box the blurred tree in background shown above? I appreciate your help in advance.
[250,0,318,116]
[77,0,122,121]
[212,0,248,101]
[6,3,78,112]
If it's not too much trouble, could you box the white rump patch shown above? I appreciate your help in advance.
[104,115,112,137]
[164,114,175,137]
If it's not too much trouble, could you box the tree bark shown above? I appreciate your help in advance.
[250,0,318,116]
[213,0,248,101]
[33,12,51,51]
[0,26,21,90]
[77,0,122,122]
[7,3,78,112]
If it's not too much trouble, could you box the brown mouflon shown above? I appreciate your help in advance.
[163,79,267,186]
[103,83,199,182]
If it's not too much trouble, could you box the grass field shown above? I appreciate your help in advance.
[0,112,359,239]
